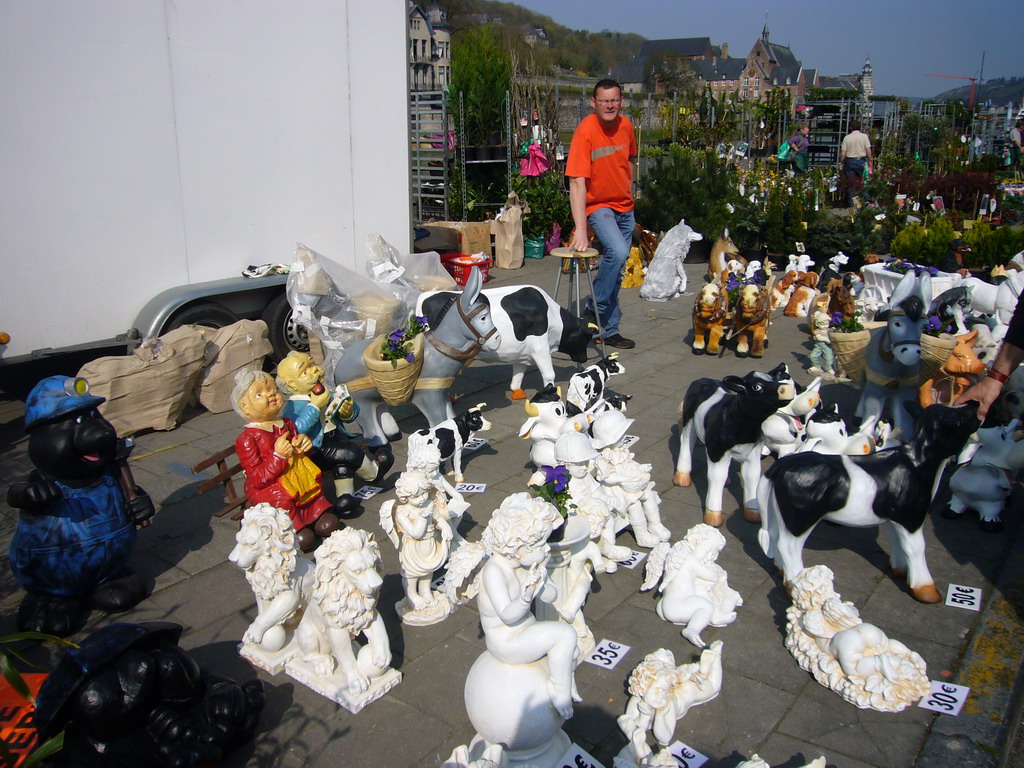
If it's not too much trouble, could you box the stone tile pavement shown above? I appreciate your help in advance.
[1,255,1023,768]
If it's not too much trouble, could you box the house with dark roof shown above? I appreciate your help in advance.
[611,37,715,93]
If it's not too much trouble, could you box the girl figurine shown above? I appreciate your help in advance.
[808,294,837,381]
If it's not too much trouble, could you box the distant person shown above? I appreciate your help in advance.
[787,122,810,174]
[567,78,638,350]
[1010,119,1023,170]
[839,120,873,207]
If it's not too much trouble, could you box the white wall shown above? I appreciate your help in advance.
[0,0,410,359]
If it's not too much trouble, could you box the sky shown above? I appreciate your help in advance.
[510,0,1023,100]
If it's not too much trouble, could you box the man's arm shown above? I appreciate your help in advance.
[569,176,590,252]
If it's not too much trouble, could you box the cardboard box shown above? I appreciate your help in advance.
[429,220,493,258]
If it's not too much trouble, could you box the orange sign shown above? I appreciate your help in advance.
[0,673,47,768]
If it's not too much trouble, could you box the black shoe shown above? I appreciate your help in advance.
[601,333,635,349]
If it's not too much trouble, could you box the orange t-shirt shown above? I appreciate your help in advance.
[566,113,637,216]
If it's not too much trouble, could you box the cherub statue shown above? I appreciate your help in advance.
[614,642,724,768]
[229,503,314,673]
[735,756,826,768]
[286,529,400,712]
[379,468,454,625]
[444,492,580,719]
[591,410,671,548]
[441,743,507,768]
[232,369,340,551]
[406,438,469,550]
[641,524,742,647]
[786,565,929,712]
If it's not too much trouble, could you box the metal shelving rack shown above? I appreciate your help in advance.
[806,98,857,169]
[410,90,449,222]
[458,90,513,220]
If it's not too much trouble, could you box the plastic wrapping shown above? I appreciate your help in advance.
[366,233,457,293]
[639,219,702,301]
[287,244,410,385]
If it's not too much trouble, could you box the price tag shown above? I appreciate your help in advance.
[353,485,383,500]
[667,741,709,768]
[913,202,921,212]
[455,482,487,493]
[616,550,647,570]
[919,681,969,715]
[945,584,982,611]
[556,743,605,768]
[463,437,490,453]
[829,185,837,193]
[620,434,640,448]
[584,639,630,669]
[875,213,887,220]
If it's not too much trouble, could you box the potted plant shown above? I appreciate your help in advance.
[515,169,570,259]
[362,314,430,406]
[448,26,511,159]
[528,464,575,542]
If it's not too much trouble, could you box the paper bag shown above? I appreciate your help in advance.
[196,319,274,413]
[491,192,527,270]
[429,221,493,258]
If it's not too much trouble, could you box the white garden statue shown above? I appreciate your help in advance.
[785,565,929,712]
[519,385,586,468]
[380,468,454,625]
[641,524,742,648]
[406,438,469,550]
[229,503,314,674]
[613,642,724,768]
[285,528,401,712]
[445,492,581,767]
[735,756,826,768]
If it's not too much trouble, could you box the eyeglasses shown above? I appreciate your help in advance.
[596,99,621,105]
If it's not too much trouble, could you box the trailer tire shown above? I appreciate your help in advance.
[165,302,238,333]
[263,293,309,362]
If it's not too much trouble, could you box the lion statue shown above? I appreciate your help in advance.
[229,503,314,658]
[291,529,399,707]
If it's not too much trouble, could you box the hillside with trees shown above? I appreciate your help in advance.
[933,76,1024,106]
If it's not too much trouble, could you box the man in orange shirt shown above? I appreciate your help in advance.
[567,79,638,349]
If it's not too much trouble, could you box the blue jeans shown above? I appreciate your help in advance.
[843,157,867,206]
[587,207,634,337]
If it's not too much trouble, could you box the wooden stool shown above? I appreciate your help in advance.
[550,247,604,357]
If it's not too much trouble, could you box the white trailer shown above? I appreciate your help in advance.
[0,0,411,363]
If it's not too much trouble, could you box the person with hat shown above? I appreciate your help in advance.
[938,238,972,277]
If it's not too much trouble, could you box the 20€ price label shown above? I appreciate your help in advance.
[584,640,630,670]
[667,740,709,768]
[455,482,487,494]
[353,485,383,500]
[919,681,969,716]
[616,550,647,570]
[945,584,982,611]
[556,743,605,768]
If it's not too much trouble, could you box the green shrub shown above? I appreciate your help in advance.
[635,146,737,238]
[890,219,957,265]
[962,222,1024,267]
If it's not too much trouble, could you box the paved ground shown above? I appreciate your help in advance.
[2,255,1023,768]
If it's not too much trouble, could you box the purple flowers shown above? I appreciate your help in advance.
[830,311,844,326]
[379,313,430,368]
[541,464,570,493]
[530,464,574,517]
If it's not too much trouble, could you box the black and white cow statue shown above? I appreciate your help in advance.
[757,401,981,603]
[673,364,796,528]
[565,354,626,419]
[420,286,597,400]
[408,403,491,483]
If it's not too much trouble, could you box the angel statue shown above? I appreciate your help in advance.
[613,642,724,768]
[786,565,929,712]
[379,468,454,625]
[641,524,742,647]
[406,436,469,551]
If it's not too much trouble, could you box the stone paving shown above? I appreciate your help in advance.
[1,255,1023,768]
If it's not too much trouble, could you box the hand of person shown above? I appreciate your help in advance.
[569,228,590,254]
[955,375,1002,420]
[274,434,295,458]
[291,433,313,455]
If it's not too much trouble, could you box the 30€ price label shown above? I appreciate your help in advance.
[619,434,640,448]
[455,482,487,494]
[556,742,605,768]
[616,550,647,570]
[919,681,969,716]
[584,640,630,670]
[945,584,982,611]
[353,485,383,500]
[463,438,490,453]
[667,740,709,768]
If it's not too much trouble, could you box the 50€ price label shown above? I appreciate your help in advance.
[945,584,981,611]
[353,485,383,500]
[667,740,709,768]
[616,550,647,570]
[583,639,630,670]
[455,482,487,494]
[919,681,969,716]
[556,742,605,768]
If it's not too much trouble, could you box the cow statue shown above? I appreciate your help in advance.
[421,286,596,401]
[731,282,772,358]
[758,401,981,603]
[917,329,986,407]
[674,366,796,527]
[519,385,585,468]
[800,405,876,456]
[565,354,626,419]
[691,281,729,355]
[761,374,822,457]
[946,420,1024,532]
[408,403,491,483]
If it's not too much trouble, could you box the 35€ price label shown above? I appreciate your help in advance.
[616,550,647,570]
[919,681,969,716]
[667,741,709,768]
[945,584,982,611]
[584,640,630,670]
[463,438,490,453]
[455,482,487,494]
[556,742,605,768]
[353,485,383,500]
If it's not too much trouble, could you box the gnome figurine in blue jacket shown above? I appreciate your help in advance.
[8,376,155,636]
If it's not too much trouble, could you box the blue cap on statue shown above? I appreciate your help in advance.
[24,376,106,431]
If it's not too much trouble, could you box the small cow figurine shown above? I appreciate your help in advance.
[947,420,1024,532]
[566,354,626,419]
[731,282,772,357]
[800,405,876,456]
[408,403,491,483]
[674,365,796,527]
[519,385,584,467]
[758,401,981,603]
[691,281,729,355]
[784,272,819,318]
[761,375,822,457]
[917,329,986,407]
[420,286,596,401]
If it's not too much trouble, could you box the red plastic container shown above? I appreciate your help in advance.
[440,253,492,286]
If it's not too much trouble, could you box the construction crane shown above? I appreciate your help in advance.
[925,73,978,107]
